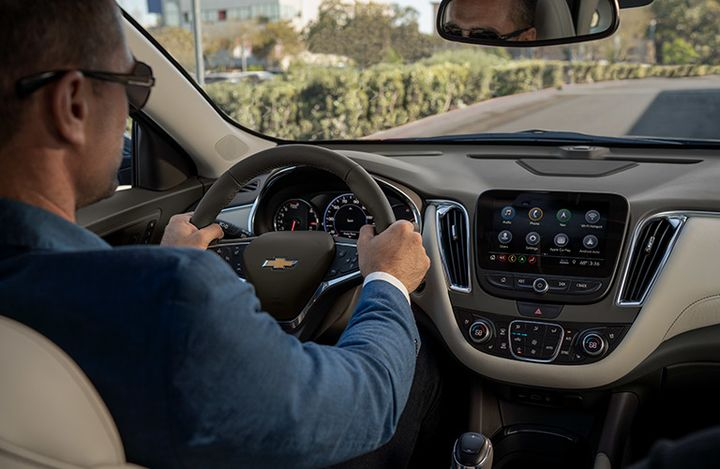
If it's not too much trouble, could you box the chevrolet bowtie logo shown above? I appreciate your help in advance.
[262,258,299,271]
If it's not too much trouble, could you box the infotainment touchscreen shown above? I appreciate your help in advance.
[477,191,628,278]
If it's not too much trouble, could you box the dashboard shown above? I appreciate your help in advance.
[208,144,720,391]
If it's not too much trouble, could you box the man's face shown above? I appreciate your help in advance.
[447,0,537,41]
[74,41,134,208]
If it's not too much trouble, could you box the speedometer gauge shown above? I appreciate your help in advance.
[323,193,374,239]
[274,199,319,232]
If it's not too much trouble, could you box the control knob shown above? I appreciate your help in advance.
[468,320,494,345]
[580,332,607,357]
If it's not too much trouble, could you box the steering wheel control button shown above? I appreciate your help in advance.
[570,280,603,294]
[526,232,541,246]
[468,320,493,344]
[554,233,570,248]
[501,206,516,221]
[529,207,544,222]
[581,333,607,357]
[210,244,247,277]
[498,230,513,244]
[585,210,601,224]
[556,209,572,223]
[327,244,361,278]
[583,235,599,250]
[517,302,564,319]
[532,278,550,294]
[487,274,514,289]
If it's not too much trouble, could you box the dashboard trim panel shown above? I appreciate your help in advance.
[614,211,706,307]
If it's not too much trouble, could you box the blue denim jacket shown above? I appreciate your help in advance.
[0,198,420,468]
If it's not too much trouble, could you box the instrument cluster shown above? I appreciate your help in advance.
[250,166,421,240]
[273,192,415,240]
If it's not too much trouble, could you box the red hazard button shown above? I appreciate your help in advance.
[517,302,564,319]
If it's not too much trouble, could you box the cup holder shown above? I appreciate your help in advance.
[491,425,590,469]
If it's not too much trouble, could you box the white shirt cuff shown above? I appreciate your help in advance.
[363,272,411,305]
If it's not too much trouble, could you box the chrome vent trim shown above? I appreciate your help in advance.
[430,200,472,293]
[617,213,687,307]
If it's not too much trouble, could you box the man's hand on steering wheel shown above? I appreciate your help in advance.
[358,221,430,294]
[161,213,224,249]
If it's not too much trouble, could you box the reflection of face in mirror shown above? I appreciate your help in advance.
[445,0,538,42]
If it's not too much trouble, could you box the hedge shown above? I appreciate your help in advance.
[206,61,720,140]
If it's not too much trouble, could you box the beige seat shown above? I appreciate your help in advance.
[535,0,577,40]
[0,316,144,469]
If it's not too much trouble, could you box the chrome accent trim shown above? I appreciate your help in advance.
[508,320,565,364]
[429,200,472,293]
[615,211,701,307]
[247,167,423,236]
[219,203,254,215]
[374,177,423,230]
[504,427,576,442]
[277,241,360,330]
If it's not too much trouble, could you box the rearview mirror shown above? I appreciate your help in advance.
[437,0,620,47]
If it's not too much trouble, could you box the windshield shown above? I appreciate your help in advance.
[121,0,720,143]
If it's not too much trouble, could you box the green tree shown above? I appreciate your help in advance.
[150,26,195,72]
[662,37,701,64]
[652,0,720,65]
[305,0,435,67]
[252,21,304,67]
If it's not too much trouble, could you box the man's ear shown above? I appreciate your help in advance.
[49,71,89,147]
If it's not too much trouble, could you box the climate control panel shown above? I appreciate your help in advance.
[456,309,629,365]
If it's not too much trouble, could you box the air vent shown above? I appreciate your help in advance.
[619,215,685,305]
[239,179,260,193]
[436,203,471,292]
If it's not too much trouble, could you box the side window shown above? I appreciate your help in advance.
[117,117,134,188]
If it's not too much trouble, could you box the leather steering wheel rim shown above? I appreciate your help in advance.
[191,144,396,232]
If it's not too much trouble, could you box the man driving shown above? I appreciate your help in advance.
[0,1,433,468]
[444,0,538,41]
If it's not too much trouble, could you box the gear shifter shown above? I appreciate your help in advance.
[451,432,493,469]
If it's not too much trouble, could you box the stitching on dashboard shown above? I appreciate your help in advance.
[663,293,720,341]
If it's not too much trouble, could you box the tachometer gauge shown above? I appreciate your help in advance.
[273,199,320,232]
[323,193,374,239]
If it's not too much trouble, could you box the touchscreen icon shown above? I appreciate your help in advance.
[501,206,516,221]
[498,230,513,244]
[583,235,599,249]
[556,209,572,223]
[526,232,541,246]
[585,210,601,224]
[528,256,537,265]
[554,233,570,248]
[529,207,544,222]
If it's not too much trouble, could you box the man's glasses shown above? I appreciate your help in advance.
[16,61,155,111]
[444,24,533,41]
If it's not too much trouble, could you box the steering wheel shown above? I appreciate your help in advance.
[190,144,396,333]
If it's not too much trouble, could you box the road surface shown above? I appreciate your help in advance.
[369,76,720,141]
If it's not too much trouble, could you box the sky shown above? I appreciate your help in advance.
[118,0,437,33]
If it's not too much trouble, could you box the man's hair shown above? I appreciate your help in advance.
[513,0,538,29]
[0,0,122,145]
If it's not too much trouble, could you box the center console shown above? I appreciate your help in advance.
[453,190,630,366]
